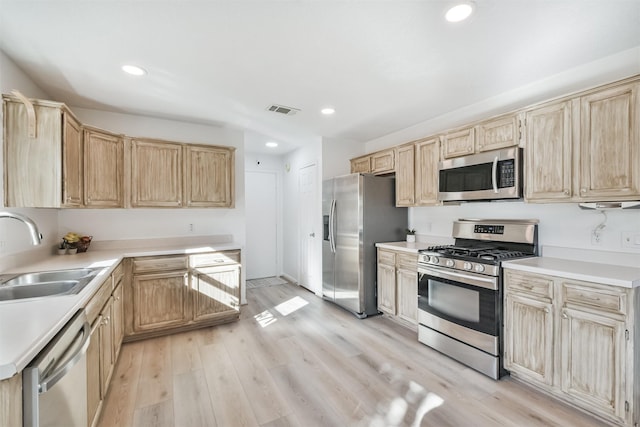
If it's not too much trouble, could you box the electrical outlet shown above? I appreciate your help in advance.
[591,231,603,245]
[189,223,194,233]
[622,231,640,249]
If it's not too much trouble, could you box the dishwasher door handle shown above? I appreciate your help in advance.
[39,321,91,393]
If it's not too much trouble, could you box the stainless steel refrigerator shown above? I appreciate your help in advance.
[322,173,407,318]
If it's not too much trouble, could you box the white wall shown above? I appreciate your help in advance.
[360,47,640,258]
[281,139,322,289]
[321,136,364,178]
[244,151,284,276]
[0,50,60,269]
[60,108,246,245]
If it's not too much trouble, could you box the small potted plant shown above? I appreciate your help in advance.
[406,228,416,243]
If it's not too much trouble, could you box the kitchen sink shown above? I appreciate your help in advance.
[0,267,105,302]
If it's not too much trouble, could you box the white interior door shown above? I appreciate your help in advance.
[245,171,278,279]
[299,163,318,292]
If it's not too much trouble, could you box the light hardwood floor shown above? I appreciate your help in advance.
[98,282,607,427]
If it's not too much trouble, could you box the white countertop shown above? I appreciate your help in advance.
[0,239,241,380]
[375,241,436,253]
[503,257,640,288]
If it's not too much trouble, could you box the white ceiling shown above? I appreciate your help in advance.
[1,1,639,154]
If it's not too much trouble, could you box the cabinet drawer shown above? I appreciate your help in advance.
[505,270,553,299]
[397,253,417,270]
[378,250,396,266]
[133,255,188,273]
[190,250,240,267]
[85,278,113,325]
[562,281,627,315]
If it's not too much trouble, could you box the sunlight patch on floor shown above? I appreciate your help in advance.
[275,296,309,316]
[254,309,277,327]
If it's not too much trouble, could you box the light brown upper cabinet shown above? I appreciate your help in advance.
[395,144,415,206]
[350,149,394,175]
[131,139,183,207]
[84,126,124,207]
[524,101,573,201]
[415,136,440,205]
[476,113,521,153]
[525,79,640,202]
[184,144,235,208]
[442,126,475,159]
[371,148,395,174]
[3,95,83,207]
[130,138,235,208]
[578,81,640,201]
[350,155,371,174]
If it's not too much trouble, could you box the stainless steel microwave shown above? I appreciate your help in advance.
[438,147,522,202]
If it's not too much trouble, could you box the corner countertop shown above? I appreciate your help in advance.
[502,257,640,288]
[375,241,435,254]
[0,239,242,381]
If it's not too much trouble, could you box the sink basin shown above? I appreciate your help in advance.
[2,268,97,286]
[0,267,105,302]
[0,280,79,301]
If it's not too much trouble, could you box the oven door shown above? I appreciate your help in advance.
[418,265,499,336]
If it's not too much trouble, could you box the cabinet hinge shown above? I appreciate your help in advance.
[626,329,630,341]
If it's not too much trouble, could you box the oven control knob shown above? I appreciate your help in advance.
[445,259,454,267]
[463,262,472,270]
[474,264,485,273]
[430,256,439,264]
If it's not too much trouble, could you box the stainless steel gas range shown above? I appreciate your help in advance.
[417,218,539,379]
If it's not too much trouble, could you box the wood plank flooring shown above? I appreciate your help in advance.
[98,282,607,427]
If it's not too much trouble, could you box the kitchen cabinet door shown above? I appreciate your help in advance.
[442,126,474,158]
[3,96,82,207]
[131,139,183,207]
[87,318,101,427]
[504,293,554,386]
[99,297,115,398]
[184,144,235,207]
[111,282,124,362]
[132,271,190,331]
[191,264,241,322]
[350,155,371,174]
[62,112,83,207]
[415,137,440,205]
[371,149,395,174]
[560,307,627,423]
[476,113,520,153]
[84,127,123,207]
[396,268,417,326]
[395,144,415,206]
[524,101,572,201]
[377,262,396,315]
[579,81,640,200]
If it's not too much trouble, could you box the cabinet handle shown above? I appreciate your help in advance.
[177,200,182,206]
[564,190,570,196]
[561,312,568,319]
[544,308,550,313]
[103,316,110,325]
[467,147,472,152]
[580,188,586,194]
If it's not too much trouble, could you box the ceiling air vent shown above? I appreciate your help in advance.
[266,104,300,116]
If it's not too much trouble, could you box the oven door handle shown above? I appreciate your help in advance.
[491,155,499,193]
[418,267,498,290]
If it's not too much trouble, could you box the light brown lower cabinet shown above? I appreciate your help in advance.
[0,373,22,427]
[125,251,241,341]
[377,248,418,329]
[504,269,638,426]
[85,262,124,427]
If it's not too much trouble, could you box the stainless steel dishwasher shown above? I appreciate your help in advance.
[23,309,90,427]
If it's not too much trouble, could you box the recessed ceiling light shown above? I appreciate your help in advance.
[265,142,278,148]
[445,3,474,22]
[122,65,147,76]
[321,107,335,115]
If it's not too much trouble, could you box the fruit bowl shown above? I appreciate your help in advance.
[76,236,92,253]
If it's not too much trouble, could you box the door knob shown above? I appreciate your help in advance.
[309,232,315,237]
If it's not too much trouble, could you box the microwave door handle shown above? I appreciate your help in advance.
[491,156,499,193]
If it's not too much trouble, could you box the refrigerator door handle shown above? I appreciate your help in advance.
[329,199,336,253]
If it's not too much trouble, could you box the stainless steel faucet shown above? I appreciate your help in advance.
[0,212,43,245]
